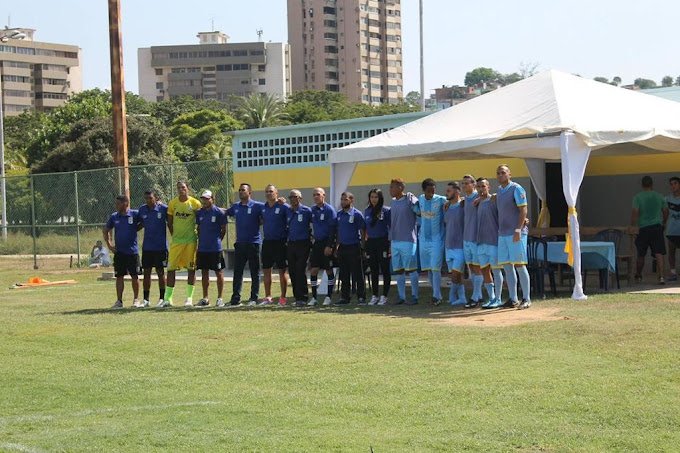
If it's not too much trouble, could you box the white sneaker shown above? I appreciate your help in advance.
[322,296,332,306]
[259,297,274,306]
[143,299,150,308]
[216,298,225,308]
[307,298,318,306]
[157,299,171,308]
[378,296,388,306]
[246,300,258,307]
[368,295,379,306]
[132,299,143,308]
[184,298,193,307]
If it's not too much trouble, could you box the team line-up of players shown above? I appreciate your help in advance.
[104,163,532,310]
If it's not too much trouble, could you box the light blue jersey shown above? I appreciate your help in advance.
[497,182,527,236]
[416,194,446,242]
[666,195,680,236]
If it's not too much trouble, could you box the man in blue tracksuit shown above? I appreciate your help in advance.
[334,192,366,305]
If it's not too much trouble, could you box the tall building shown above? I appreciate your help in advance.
[0,28,82,117]
[138,31,291,102]
[287,0,404,105]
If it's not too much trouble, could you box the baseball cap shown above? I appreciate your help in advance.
[200,190,213,199]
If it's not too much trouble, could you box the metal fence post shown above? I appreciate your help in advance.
[30,174,38,269]
[74,171,81,266]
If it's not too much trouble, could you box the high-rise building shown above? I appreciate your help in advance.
[138,31,291,102]
[287,0,404,105]
[0,28,82,117]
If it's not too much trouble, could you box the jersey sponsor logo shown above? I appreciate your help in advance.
[157,212,162,219]
[127,217,134,224]
[247,207,252,214]
[174,212,194,219]
[298,214,303,222]
[275,207,280,214]
[211,216,216,223]
[349,214,355,224]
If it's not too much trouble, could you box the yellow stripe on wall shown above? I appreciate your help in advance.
[586,154,680,176]
[234,158,529,190]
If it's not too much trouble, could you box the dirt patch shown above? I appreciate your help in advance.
[433,307,569,327]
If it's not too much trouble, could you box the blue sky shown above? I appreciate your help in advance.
[2,0,678,95]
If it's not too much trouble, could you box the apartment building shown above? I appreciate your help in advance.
[138,31,291,102]
[287,0,403,105]
[0,27,82,117]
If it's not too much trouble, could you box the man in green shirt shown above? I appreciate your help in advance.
[632,176,669,285]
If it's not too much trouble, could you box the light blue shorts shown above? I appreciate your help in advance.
[498,234,528,265]
[419,240,444,272]
[463,241,479,266]
[445,248,465,273]
[477,243,499,269]
[391,240,418,273]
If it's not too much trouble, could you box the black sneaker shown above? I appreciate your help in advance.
[464,299,479,309]
[396,299,405,305]
[334,299,350,306]
[357,298,367,306]
[230,299,240,306]
[432,297,442,306]
[111,300,123,309]
[518,299,531,310]
[502,299,519,309]
[197,298,210,307]
[294,300,307,307]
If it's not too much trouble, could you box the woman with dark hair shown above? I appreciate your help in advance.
[364,188,391,305]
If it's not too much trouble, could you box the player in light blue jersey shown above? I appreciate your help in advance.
[389,178,420,305]
[496,164,531,309]
[475,177,505,309]
[461,174,484,308]
[414,178,446,305]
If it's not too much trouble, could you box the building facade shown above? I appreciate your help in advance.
[287,0,403,105]
[0,28,81,117]
[138,31,291,102]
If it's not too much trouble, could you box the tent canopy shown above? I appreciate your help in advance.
[329,70,680,300]
[330,69,680,165]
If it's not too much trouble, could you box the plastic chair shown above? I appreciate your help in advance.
[527,236,557,298]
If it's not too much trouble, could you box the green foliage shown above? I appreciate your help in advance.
[634,78,657,89]
[593,76,610,84]
[151,96,233,126]
[661,75,674,87]
[464,67,501,87]
[237,93,288,129]
[169,109,243,161]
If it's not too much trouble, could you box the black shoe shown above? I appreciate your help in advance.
[501,299,519,309]
[432,297,442,306]
[357,298,367,306]
[518,299,532,310]
[396,299,405,305]
[230,299,240,306]
[464,299,479,309]
[294,300,307,307]
[197,298,210,307]
[334,299,350,306]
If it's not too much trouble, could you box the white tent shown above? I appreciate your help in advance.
[329,70,680,300]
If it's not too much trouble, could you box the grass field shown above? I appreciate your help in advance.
[1,257,679,452]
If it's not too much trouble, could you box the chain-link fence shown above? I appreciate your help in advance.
[1,159,233,267]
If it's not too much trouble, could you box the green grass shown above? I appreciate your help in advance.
[0,258,679,451]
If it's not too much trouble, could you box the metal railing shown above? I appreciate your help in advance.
[0,159,233,268]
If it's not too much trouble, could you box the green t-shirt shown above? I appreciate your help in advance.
[632,190,665,228]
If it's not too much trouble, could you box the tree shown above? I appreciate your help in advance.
[612,76,622,86]
[676,76,680,86]
[518,61,539,79]
[500,72,522,85]
[634,78,657,89]
[150,96,232,126]
[661,76,674,87]
[32,116,171,174]
[404,91,421,108]
[464,67,501,87]
[237,93,288,129]
[593,76,610,84]
[169,109,243,161]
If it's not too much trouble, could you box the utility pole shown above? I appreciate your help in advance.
[419,0,426,112]
[108,0,129,197]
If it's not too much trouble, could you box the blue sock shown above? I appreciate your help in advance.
[493,268,504,301]
[503,264,518,302]
[431,271,442,299]
[449,283,459,304]
[410,272,419,298]
[397,273,406,300]
[517,265,531,301]
[484,282,496,302]
[457,281,466,303]
[473,274,484,301]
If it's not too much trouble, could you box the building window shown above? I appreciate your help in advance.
[250,50,264,56]
[258,78,266,85]
[156,82,164,89]
[155,68,163,75]
[323,20,337,27]
[258,64,266,72]
[233,50,248,57]
[324,46,338,54]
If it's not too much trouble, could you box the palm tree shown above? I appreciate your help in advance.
[237,93,288,129]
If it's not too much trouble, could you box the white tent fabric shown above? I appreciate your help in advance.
[329,70,680,300]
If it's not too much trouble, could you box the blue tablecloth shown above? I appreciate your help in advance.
[546,241,616,273]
